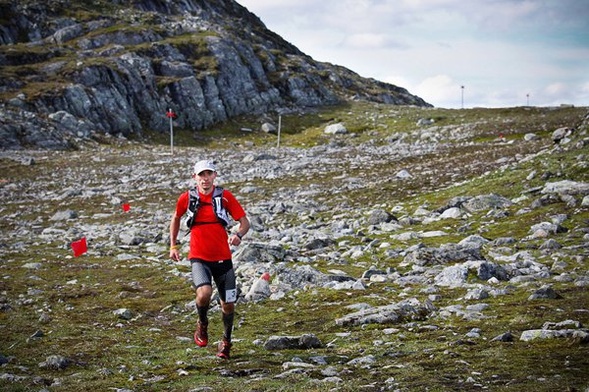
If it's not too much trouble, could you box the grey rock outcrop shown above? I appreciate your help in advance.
[264,334,323,350]
[0,0,430,150]
[334,298,434,326]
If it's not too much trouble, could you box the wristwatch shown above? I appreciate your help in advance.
[236,232,243,240]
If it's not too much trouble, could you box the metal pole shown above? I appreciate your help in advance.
[169,109,174,155]
[461,85,464,109]
[277,115,281,148]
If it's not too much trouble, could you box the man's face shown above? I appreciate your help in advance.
[194,170,216,192]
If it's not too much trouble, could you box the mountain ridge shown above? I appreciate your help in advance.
[0,0,431,150]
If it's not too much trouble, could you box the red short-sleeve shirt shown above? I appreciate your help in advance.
[175,186,246,261]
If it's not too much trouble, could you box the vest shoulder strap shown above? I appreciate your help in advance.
[186,186,227,228]
[213,186,224,198]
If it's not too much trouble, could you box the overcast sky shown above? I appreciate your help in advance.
[236,0,589,109]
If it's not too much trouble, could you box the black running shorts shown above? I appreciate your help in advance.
[190,259,237,303]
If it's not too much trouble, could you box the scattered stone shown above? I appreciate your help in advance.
[346,355,376,366]
[39,355,71,370]
[539,239,562,250]
[529,222,568,236]
[50,210,78,221]
[416,118,434,126]
[335,298,433,326]
[114,308,134,320]
[551,127,574,144]
[245,273,271,302]
[464,288,490,300]
[324,123,347,134]
[528,285,562,300]
[542,320,583,329]
[367,209,395,225]
[491,332,514,342]
[264,334,323,350]
[22,263,43,270]
[434,265,468,287]
[462,194,512,213]
[519,329,585,342]
[541,180,589,196]
[395,169,413,179]
[465,328,482,338]
[261,123,277,134]
[440,207,464,219]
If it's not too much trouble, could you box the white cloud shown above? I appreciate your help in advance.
[541,81,589,106]
[545,83,568,97]
[383,75,414,90]
[413,75,464,108]
[344,33,408,50]
[236,0,589,108]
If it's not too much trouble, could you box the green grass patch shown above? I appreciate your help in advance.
[1,103,588,391]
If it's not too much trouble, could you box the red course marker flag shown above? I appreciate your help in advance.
[71,237,88,257]
[122,203,131,212]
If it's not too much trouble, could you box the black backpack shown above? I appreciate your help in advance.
[185,186,229,228]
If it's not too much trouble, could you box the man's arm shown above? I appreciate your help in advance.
[237,216,250,238]
[169,213,181,261]
[229,216,250,246]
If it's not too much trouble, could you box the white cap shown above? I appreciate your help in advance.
[193,160,216,175]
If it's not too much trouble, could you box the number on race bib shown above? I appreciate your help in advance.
[225,289,237,303]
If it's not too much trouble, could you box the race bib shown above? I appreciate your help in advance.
[225,289,237,303]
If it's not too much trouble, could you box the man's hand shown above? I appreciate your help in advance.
[228,234,242,246]
[170,247,180,261]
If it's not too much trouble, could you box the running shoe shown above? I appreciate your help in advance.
[216,339,232,359]
[194,321,208,347]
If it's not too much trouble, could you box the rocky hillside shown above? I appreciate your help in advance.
[1,104,588,391]
[0,0,430,150]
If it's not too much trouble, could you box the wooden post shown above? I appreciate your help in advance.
[277,115,281,148]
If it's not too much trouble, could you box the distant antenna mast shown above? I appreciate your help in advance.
[461,85,465,109]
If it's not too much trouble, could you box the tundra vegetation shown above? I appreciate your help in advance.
[1,103,588,391]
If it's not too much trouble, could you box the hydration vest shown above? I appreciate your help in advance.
[185,186,229,228]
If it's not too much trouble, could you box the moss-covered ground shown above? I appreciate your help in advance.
[1,104,588,391]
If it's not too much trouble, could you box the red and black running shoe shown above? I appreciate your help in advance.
[216,339,232,359]
[194,321,208,347]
